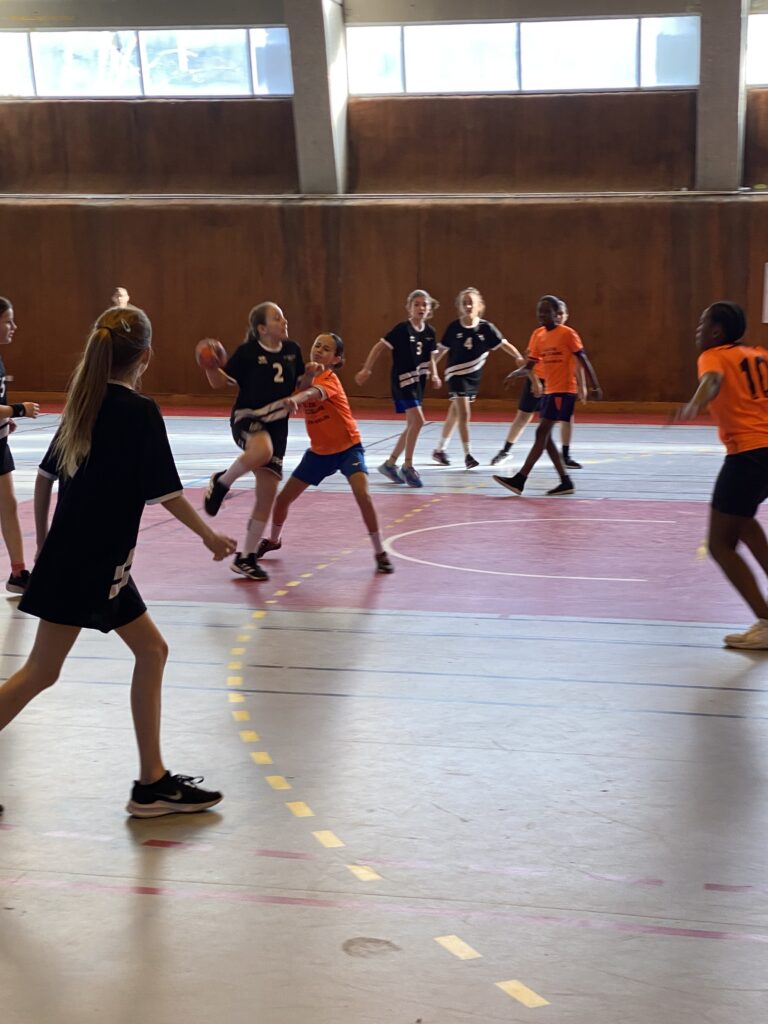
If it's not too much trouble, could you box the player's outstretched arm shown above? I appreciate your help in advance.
[500,340,525,366]
[354,339,388,387]
[33,472,55,557]
[162,495,237,560]
[674,371,722,422]
[504,357,537,385]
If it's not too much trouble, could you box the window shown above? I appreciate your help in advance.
[30,30,142,97]
[250,26,293,95]
[346,26,403,94]
[520,19,638,92]
[139,29,251,96]
[0,32,35,96]
[747,14,768,85]
[403,23,518,93]
[641,17,699,87]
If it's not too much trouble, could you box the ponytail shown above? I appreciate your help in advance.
[53,306,151,478]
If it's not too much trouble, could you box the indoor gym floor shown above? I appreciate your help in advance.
[1,410,766,1024]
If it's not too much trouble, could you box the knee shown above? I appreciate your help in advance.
[140,636,169,670]
[25,658,62,691]
[708,536,734,561]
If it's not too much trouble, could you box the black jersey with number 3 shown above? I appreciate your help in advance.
[19,384,183,633]
[225,339,305,422]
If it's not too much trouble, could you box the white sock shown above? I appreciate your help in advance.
[436,438,448,452]
[269,522,284,544]
[221,455,251,489]
[463,441,471,456]
[369,531,383,554]
[243,519,267,556]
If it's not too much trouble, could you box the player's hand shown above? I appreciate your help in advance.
[304,361,322,377]
[205,530,237,561]
[355,367,371,387]
[8,420,16,434]
[531,377,543,397]
[672,402,697,424]
[23,402,40,418]
[578,385,588,402]
[431,374,441,389]
[281,396,300,414]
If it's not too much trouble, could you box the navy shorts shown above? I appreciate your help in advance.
[293,444,368,487]
[0,437,14,477]
[539,393,576,423]
[711,447,768,518]
[447,372,481,401]
[518,377,543,415]
[231,416,288,479]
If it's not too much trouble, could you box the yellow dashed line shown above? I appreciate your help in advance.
[312,830,345,848]
[300,572,313,578]
[250,751,273,765]
[228,661,242,670]
[227,676,243,687]
[265,599,278,604]
[274,590,288,596]
[228,693,245,703]
[495,981,550,1008]
[237,634,251,642]
[252,610,267,619]
[434,935,482,960]
[341,548,352,554]
[286,581,301,588]
[315,563,328,569]
[231,647,245,655]
[232,710,250,722]
[266,775,291,790]
[346,864,382,882]
[239,730,260,742]
[286,801,314,817]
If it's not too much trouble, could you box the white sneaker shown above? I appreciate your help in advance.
[724,620,768,649]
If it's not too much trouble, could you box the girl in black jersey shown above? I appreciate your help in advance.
[355,289,441,488]
[0,306,235,818]
[432,287,524,468]
[0,297,41,593]
[202,301,309,581]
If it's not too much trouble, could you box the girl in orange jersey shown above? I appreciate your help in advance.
[676,301,768,649]
[255,332,394,575]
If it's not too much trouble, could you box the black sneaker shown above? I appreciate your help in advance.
[125,771,223,818]
[432,449,450,466]
[6,570,30,594]
[375,552,394,574]
[490,449,509,467]
[547,477,575,496]
[563,456,582,469]
[204,471,229,516]
[464,454,480,469]
[494,472,526,495]
[254,537,282,560]
[231,552,269,580]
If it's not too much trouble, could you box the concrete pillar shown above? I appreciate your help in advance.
[284,0,348,194]
[696,0,749,191]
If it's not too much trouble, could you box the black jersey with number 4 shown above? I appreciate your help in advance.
[0,354,10,441]
[225,339,305,422]
[383,321,437,394]
[19,384,183,633]
[440,319,504,379]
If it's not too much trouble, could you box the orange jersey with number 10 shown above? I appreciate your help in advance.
[698,344,768,454]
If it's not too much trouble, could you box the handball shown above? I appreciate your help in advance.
[195,338,227,370]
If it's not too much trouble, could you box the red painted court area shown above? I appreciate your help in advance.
[16,489,752,625]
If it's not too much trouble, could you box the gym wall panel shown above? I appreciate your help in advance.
[0,195,765,405]
[745,88,768,188]
[0,100,298,194]
[347,92,696,194]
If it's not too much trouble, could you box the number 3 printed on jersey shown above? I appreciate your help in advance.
[739,355,768,399]
[273,362,284,383]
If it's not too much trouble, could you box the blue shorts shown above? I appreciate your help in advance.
[539,393,576,423]
[393,397,422,413]
[293,444,368,487]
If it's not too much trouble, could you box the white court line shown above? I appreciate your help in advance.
[383,518,676,583]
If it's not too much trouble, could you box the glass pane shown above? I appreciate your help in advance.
[30,30,141,97]
[404,23,518,93]
[139,28,250,96]
[521,19,638,91]
[747,14,768,86]
[250,26,293,94]
[641,16,699,87]
[0,32,34,96]
[347,26,403,95]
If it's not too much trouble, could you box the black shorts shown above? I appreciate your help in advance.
[231,415,288,479]
[447,372,481,400]
[0,437,14,477]
[518,377,543,415]
[711,447,768,518]
[539,392,576,423]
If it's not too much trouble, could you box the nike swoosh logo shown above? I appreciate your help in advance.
[161,790,183,801]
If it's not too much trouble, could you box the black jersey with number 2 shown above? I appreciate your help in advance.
[225,339,305,423]
[19,384,183,633]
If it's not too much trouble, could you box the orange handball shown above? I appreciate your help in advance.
[195,338,227,370]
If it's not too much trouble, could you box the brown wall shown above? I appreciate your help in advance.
[745,88,768,189]
[1,195,766,405]
[348,92,696,194]
[0,100,299,194]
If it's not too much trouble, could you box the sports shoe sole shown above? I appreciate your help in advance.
[493,475,524,495]
[231,563,269,581]
[125,796,223,818]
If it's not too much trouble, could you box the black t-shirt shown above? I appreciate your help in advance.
[225,339,305,420]
[383,321,437,392]
[0,354,9,441]
[439,319,504,379]
[20,384,182,630]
